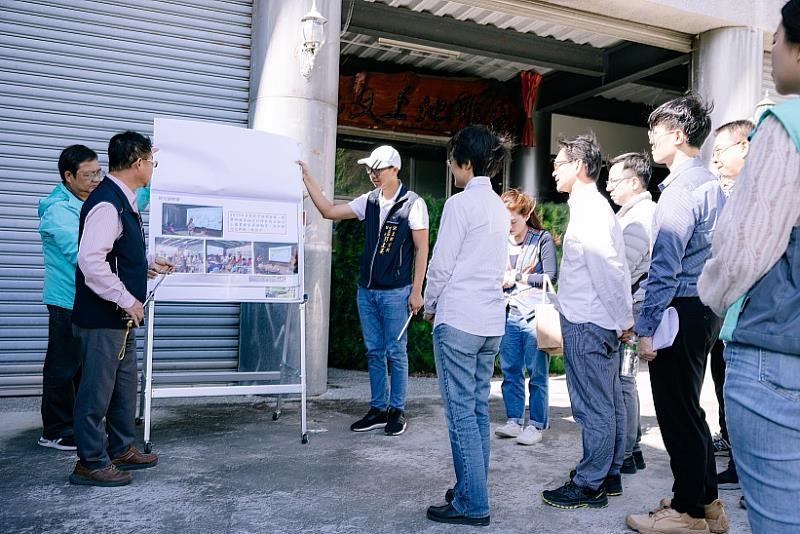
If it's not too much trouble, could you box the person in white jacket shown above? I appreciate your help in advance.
[606,152,657,476]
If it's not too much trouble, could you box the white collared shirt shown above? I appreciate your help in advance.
[424,176,509,336]
[556,182,633,333]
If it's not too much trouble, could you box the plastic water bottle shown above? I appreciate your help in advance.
[620,335,639,378]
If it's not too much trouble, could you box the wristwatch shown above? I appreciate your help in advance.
[515,272,522,282]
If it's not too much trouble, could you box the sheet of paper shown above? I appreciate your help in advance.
[653,306,679,350]
[148,118,304,303]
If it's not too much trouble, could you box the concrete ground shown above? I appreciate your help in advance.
[0,365,749,534]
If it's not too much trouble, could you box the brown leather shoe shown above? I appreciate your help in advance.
[69,461,132,487]
[112,446,158,471]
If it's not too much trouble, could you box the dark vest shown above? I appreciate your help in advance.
[358,184,419,289]
[72,178,148,329]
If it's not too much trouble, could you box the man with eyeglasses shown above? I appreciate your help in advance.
[37,145,103,452]
[605,153,656,477]
[70,131,172,487]
[542,134,632,510]
[626,95,728,534]
[298,145,429,436]
[705,119,754,493]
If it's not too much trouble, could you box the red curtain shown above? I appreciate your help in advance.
[520,70,542,147]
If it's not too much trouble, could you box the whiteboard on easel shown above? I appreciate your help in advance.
[147,118,304,303]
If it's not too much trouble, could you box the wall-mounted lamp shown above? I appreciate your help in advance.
[299,0,327,79]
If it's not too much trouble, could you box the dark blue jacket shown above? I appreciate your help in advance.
[72,178,148,329]
[358,184,419,289]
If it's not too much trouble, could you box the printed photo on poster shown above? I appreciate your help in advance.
[162,203,223,238]
[254,242,298,275]
[206,241,253,274]
[154,238,205,274]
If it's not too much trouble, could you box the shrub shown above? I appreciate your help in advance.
[328,197,568,375]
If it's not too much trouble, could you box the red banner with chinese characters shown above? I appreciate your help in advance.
[338,71,538,145]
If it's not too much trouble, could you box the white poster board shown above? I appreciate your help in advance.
[148,118,303,302]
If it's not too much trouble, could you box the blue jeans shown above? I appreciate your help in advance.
[433,323,501,519]
[357,285,411,411]
[560,315,625,490]
[499,313,550,429]
[724,342,800,532]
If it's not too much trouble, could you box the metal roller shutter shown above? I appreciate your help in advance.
[0,0,252,395]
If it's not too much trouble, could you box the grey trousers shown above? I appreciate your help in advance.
[560,315,626,491]
[72,325,137,469]
[620,371,643,458]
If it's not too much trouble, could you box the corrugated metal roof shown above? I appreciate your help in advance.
[360,0,623,48]
[340,32,551,81]
[339,0,621,81]
[599,84,680,107]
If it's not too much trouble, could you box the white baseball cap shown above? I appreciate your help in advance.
[357,145,402,170]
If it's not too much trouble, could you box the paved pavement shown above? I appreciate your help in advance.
[0,366,750,534]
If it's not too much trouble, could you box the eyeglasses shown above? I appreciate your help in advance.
[712,141,742,158]
[365,166,386,177]
[607,176,632,190]
[648,130,675,146]
[140,158,159,168]
[78,169,104,180]
[552,159,572,171]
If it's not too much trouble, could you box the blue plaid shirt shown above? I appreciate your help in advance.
[635,157,725,336]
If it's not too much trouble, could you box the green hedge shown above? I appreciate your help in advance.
[328,197,569,375]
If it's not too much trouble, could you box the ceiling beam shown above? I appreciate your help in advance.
[342,0,605,76]
[536,43,689,113]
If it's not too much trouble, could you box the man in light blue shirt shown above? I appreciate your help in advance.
[627,95,728,534]
[542,133,632,511]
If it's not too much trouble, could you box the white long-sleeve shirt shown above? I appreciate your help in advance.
[556,182,633,334]
[424,176,509,337]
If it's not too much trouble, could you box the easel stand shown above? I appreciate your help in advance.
[140,295,309,453]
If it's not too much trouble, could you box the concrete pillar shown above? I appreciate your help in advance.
[510,111,552,199]
[247,0,341,395]
[692,27,762,161]
[533,111,553,201]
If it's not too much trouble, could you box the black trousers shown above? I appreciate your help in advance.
[709,339,727,442]
[649,297,721,519]
[73,325,137,469]
[41,305,82,439]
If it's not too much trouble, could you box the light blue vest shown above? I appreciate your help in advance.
[720,98,800,355]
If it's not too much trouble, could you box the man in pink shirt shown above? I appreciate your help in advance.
[70,131,172,487]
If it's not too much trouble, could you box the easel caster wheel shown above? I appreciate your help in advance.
[135,417,143,426]
[272,412,280,421]
[301,433,309,444]
[144,442,153,454]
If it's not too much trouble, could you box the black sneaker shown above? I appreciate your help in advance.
[350,407,388,432]
[604,474,623,496]
[713,434,731,456]
[38,436,77,451]
[542,481,608,509]
[633,450,646,470]
[385,407,407,436]
[717,464,740,490]
[621,456,638,475]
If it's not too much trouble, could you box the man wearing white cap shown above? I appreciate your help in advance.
[298,145,429,436]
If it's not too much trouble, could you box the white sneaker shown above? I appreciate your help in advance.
[38,436,77,451]
[494,420,522,438]
[515,425,543,445]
